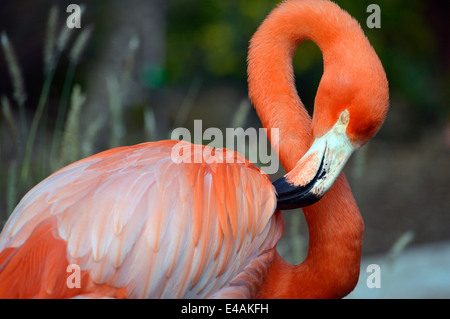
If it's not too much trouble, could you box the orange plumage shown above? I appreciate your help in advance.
[0,0,388,299]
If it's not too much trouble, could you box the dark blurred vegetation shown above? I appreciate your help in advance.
[0,0,448,258]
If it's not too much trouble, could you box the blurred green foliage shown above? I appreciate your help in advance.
[166,0,447,128]
[167,0,279,81]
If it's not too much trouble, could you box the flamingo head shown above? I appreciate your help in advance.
[274,47,389,210]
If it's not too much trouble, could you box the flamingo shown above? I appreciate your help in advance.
[0,0,388,299]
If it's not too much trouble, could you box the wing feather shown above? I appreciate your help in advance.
[0,140,282,298]
[224,165,239,239]
[191,164,205,246]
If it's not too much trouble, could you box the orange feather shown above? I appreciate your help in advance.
[0,0,388,299]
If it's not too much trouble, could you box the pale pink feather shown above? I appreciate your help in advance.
[0,140,282,298]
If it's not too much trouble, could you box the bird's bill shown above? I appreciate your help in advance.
[273,110,354,210]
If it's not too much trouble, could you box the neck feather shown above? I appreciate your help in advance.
[248,0,366,169]
[258,175,363,298]
[248,0,365,298]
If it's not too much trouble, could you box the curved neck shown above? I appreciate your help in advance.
[248,0,365,169]
[258,175,364,298]
[248,0,365,298]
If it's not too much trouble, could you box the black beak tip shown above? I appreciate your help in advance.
[273,146,327,210]
[275,189,321,210]
[273,173,322,210]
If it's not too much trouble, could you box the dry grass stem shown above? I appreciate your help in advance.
[82,114,106,158]
[44,6,59,73]
[1,32,27,135]
[60,85,86,166]
[107,76,124,148]
[70,25,94,64]
[1,95,19,148]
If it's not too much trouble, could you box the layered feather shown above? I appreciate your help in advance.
[0,140,282,298]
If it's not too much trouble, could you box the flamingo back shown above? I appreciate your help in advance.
[0,140,283,298]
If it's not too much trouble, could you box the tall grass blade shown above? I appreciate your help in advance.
[81,114,106,158]
[51,25,93,166]
[59,85,86,166]
[6,161,18,216]
[1,32,27,139]
[20,18,77,182]
[386,230,415,265]
[1,95,19,149]
[107,77,123,148]
[44,6,59,74]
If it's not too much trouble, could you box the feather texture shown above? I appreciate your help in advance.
[0,140,282,298]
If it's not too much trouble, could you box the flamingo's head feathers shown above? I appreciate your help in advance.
[275,31,389,210]
[248,0,389,209]
[311,33,389,149]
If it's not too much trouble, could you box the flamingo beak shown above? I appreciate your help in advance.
[273,110,354,210]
